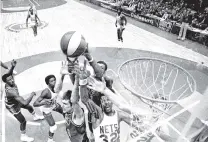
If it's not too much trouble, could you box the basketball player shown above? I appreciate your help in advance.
[56,70,90,142]
[26,5,41,36]
[85,74,177,142]
[83,53,115,106]
[115,9,127,42]
[79,66,152,142]
[2,60,43,142]
[33,74,64,142]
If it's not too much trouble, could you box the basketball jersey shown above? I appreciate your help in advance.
[29,11,36,21]
[40,87,58,114]
[65,108,86,142]
[5,84,20,106]
[116,14,122,25]
[116,14,126,27]
[93,111,120,142]
[28,10,37,27]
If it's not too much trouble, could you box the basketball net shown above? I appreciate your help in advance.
[116,58,196,142]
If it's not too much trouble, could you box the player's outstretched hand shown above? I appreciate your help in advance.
[87,77,106,93]
[60,61,71,75]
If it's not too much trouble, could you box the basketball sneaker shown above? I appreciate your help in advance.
[33,114,44,121]
[20,134,34,142]
[13,70,18,75]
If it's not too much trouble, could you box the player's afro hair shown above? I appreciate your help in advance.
[45,75,56,85]
[97,61,108,71]
[62,90,72,105]
[62,90,72,100]
[2,73,12,83]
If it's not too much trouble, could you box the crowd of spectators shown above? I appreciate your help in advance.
[108,0,208,30]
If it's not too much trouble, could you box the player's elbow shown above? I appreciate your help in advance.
[21,101,29,107]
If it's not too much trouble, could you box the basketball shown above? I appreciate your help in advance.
[60,31,88,58]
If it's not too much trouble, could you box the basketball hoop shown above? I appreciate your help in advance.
[118,58,196,104]
[116,58,197,142]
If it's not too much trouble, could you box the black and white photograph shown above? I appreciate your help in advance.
[1,0,208,141]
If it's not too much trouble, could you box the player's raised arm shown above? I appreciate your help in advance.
[83,53,104,79]
[6,60,17,75]
[70,74,80,104]
[87,76,150,116]
[1,61,9,69]
[54,61,69,93]
[79,60,103,119]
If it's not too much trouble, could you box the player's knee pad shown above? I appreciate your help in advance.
[49,124,57,133]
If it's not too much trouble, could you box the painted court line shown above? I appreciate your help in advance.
[152,131,164,142]
[28,0,40,6]
[31,0,40,6]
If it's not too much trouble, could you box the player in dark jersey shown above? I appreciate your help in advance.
[83,53,114,106]
[83,53,116,133]
[61,77,90,142]
[79,66,151,142]
[26,5,41,36]
[54,60,93,142]
[2,60,43,142]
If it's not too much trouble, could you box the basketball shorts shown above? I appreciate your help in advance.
[43,103,63,126]
[6,103,21,115]
[29,21,38,27]
[117,24,125,30]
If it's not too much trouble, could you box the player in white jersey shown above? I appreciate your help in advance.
[115,9,127,42]
[26,5,41,36]
[79,66,151,142]
[33,74,64,142]
[83,74,176,142]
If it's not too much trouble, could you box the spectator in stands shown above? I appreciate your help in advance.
[161,10,169,20]
[177,8,192,41]
[197,11,208,30]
